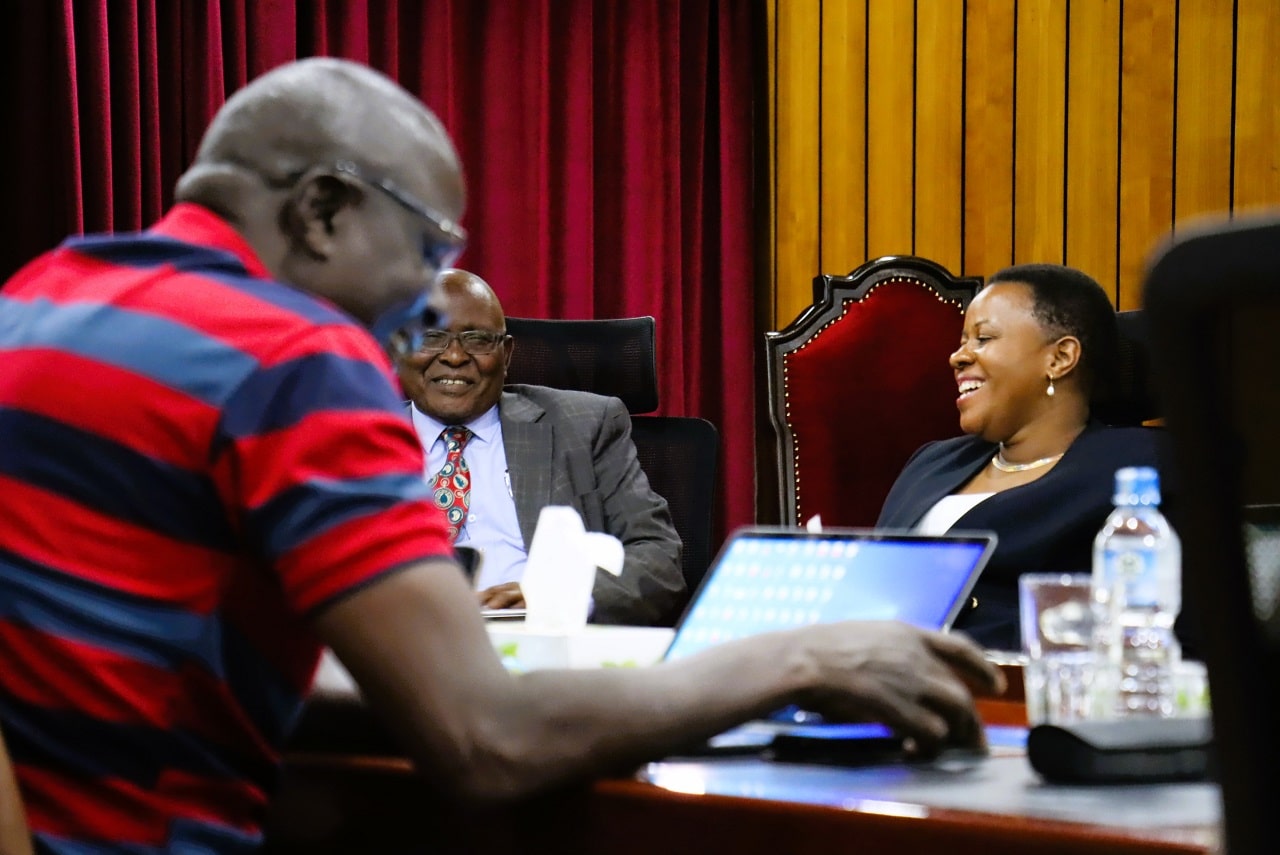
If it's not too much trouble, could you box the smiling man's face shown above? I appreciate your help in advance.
[397,270,513,425]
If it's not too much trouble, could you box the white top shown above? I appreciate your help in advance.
[915,492,994,535]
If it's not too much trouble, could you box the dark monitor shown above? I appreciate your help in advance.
[1144,213,1280,855]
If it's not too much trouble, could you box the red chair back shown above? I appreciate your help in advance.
[766,256,981,527]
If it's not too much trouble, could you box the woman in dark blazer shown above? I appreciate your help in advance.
[877,264,1169,651]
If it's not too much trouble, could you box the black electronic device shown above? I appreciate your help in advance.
[1027,716,1212,784]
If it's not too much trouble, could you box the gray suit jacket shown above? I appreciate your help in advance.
[470,385,685,625]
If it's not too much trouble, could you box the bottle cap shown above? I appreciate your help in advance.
[1113,465,1161,506]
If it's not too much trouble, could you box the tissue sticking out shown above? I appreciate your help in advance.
[520,506,624,632]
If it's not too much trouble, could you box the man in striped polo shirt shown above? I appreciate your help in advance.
[0,58,1002,854]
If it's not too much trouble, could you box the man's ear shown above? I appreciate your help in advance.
[501,337,515,377]
[1049,335,1082,379]
[279,173,363,261]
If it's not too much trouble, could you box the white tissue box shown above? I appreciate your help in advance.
[486,624,675,672]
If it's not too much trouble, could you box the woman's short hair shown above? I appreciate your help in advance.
[987,263,1119,401]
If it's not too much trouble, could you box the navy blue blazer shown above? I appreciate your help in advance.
[877,424,1171,651]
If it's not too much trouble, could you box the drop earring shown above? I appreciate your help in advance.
[1046,374,1056,397]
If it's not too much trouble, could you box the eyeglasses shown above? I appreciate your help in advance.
[418,329,509,355]
[331,160,468,272]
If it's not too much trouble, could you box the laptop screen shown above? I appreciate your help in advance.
[665,527,996,662]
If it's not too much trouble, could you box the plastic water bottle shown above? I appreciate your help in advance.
[1092,466,1182,717]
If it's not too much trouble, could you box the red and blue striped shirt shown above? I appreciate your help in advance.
[0,204,451,853]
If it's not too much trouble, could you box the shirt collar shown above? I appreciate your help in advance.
[148,203,274,280]
[412,402,502,447]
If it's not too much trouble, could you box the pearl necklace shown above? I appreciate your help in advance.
[989,448,1065,473]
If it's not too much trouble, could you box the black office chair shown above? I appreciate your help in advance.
[503,315,720,592]
[1145,213,1280,855]
[1093,309,1161,427]
[632,415,720,593]
[505,316,659,415]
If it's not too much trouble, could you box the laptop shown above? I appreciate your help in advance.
[663,525,997,757]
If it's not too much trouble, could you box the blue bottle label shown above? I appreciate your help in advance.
[1104,548,1160,608]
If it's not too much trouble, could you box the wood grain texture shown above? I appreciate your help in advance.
[763,0,777,296]
[1233,0,1280,212]
[914,0,964,274]
[766,0,1258,323]
[865,0,916,261]
[1118,0,1176,310]
[962,0,1016,280]
[819,0,868,279]
[773,0,823,327]
[1065,0,1120,299]
[1173,0,1234,228]
[1013,0,1068,264]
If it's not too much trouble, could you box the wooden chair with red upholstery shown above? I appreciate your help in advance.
[766,256,982,528]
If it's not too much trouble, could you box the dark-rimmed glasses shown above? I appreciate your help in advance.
[331,160,468,272]
[418,330,509,356]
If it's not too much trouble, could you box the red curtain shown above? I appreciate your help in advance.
[3,0,758,537]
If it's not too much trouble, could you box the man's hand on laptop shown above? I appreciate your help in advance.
[478,582,525,610]
[793,621,1005,756]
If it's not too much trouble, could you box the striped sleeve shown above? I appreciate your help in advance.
[213,324,452,614]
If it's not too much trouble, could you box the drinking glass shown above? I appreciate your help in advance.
[1020,573,1100,725]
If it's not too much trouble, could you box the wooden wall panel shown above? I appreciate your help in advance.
[762,0,776,295]
[1173,0,1234,228]
[761,0,1280,520]
[963,0,1015,280]
[767,0,1279,326]
[914,0,964,274]
[1013,0,1068,265]
[772,0,823,327]
[818,0,867,280]
[864,0,915,260]
[1064,0,1120,298]
[1233,0,1280,212]
[757,0,1280,517]
[1118,0,1176,310]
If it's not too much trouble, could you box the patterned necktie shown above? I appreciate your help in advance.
[431,426,472,541]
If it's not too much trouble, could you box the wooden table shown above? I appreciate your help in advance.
[264,683,1222,855]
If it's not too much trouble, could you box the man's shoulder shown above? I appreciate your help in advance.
[7,223,381,389]
[60,213,360,345]
[503,384,619,414]
[144,207,361,336]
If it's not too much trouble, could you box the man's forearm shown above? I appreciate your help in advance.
[317,560,804,801]
[317,561,1001,805]
[444,631,812,800]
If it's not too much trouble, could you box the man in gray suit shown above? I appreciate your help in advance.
[397,268,686,625]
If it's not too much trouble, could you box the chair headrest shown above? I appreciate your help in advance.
[1093,309,1160,426]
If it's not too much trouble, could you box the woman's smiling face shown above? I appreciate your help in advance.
[949,282,1061,443]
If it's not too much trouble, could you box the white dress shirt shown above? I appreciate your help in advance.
[410,403,527,590]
